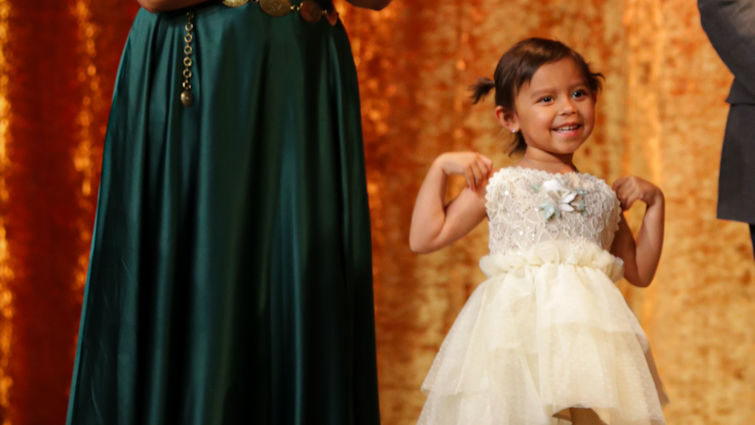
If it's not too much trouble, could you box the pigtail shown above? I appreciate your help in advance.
[469,77,496,104]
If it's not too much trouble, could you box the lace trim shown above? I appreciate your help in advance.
[485,167,621,255]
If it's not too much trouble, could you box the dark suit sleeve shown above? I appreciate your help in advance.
[699,0,755,97]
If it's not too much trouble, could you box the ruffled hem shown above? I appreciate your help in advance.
[419,240,667,425]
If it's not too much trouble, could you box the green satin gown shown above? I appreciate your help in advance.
[66,2,380,424]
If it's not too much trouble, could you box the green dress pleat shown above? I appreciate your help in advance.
[66,3,380,424]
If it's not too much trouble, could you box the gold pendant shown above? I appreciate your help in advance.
[222,0,249,7]
[259,0,292,17]
[180,89,194,107]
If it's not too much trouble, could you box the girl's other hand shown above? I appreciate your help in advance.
[612,176,664,211]
[436,152,494,192]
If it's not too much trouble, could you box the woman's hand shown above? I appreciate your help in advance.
[345,0,392,10]
[612,176,664,210]
[436,152,494,192]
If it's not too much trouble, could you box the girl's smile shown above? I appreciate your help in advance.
[551,122,584,138]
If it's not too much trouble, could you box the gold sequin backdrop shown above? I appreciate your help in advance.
[0,0,751,424]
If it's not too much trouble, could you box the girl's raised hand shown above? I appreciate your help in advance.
[436,152,494,192]
[612,176,664,210]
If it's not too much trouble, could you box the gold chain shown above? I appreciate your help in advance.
[180,11,195,107]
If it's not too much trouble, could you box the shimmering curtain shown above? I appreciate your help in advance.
[1,1,138,423]
[0,0,752,424]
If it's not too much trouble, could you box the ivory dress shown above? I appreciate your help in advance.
[418,167,668,425]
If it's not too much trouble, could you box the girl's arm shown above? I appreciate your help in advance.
[346,0,392,10]
[409,152,493,254]
[610,176,665,287]
[137,0,207,12]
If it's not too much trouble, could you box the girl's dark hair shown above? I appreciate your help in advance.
[471,38,604,155]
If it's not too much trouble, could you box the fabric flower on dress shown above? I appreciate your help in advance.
[536,178,588,221]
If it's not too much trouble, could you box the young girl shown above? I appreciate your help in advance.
[410,38,669,425]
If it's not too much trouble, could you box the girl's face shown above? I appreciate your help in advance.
[497,58,596,159]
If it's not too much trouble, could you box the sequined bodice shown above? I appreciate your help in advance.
[485,167,622,254]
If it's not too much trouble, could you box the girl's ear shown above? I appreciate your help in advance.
[495,105,519,134]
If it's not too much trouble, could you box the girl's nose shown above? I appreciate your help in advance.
[559,98,576,114]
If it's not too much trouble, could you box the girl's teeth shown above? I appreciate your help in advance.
[556,125,578,131]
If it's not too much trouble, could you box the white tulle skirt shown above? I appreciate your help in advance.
[418,239,668,425]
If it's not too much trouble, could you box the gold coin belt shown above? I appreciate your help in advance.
[222,0,339,25]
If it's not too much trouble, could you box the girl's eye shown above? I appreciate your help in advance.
[538,96,554,103]
[572,89,589,98]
